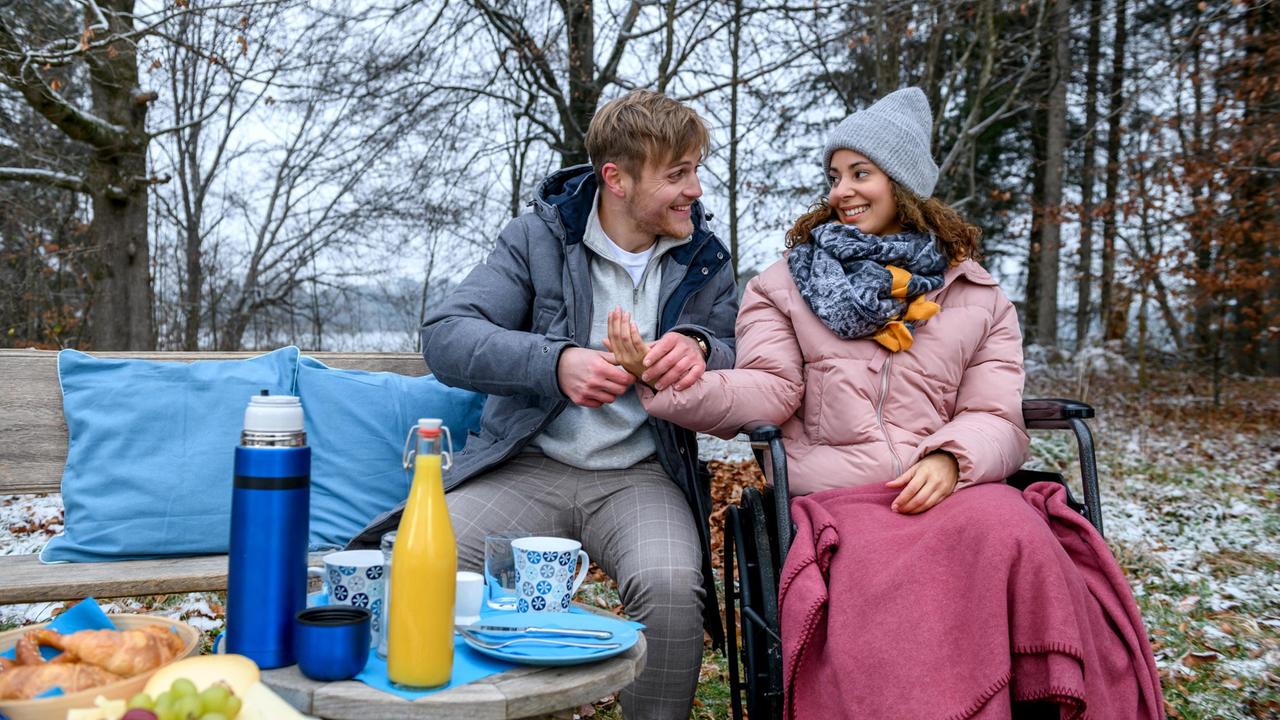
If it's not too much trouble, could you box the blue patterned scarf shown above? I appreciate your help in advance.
[787,223,948,341]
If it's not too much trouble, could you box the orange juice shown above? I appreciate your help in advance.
[387,419,456,687]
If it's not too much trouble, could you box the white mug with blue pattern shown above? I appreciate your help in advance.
[307,549,386,648]
[510,537,590,613]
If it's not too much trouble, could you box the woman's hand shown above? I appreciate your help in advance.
[603,307,650,382]
[886,452,959,514]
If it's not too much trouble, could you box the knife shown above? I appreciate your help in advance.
[459,624,615,640]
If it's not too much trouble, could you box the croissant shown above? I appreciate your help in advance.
[25,626,185,677]
[0,661,121,700]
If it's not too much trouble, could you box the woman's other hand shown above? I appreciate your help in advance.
[603,307,650,381]
[886,452,959,513]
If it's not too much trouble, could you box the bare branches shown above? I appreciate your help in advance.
[0,166,88,193]
[0,20,129,148]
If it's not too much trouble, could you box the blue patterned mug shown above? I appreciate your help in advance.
[307,549,386,648]
[510,537,590,613]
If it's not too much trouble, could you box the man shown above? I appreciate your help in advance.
[355,90,738,719]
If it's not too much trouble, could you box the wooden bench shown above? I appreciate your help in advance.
[0,348,426,606]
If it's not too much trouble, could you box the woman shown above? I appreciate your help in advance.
[607,88,1164,719]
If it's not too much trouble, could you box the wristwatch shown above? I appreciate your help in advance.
[691,335,710,359]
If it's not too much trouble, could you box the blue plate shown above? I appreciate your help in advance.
[461,611,642,667]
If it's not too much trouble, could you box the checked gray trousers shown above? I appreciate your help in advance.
[445,449,706,720]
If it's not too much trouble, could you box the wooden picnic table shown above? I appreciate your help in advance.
[261,631,646,720]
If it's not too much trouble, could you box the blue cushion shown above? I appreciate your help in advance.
[41,347,300,563]
[297,356,486,550]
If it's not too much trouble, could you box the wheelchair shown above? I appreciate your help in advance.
[721,398,1100,720]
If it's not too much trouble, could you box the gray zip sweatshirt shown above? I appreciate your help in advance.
[533,192,689,469]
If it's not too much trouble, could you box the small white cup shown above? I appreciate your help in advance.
[456,571,484,626]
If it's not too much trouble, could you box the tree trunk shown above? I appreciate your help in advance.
[1036,0,1070,347]
[1234,0,1280,374]
[728,0,742,283]
[1023,16,1052,342]
[85,1,155,350]
[1076,0,1102,349]
[562,0,596,168]
[1187,34,1216,366]
[1100,0,1127,342]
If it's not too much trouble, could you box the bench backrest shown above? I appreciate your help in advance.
[0,349,426,496]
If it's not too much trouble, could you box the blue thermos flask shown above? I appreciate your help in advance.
[226,391,310,668]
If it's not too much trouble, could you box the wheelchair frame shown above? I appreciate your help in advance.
[721,398,1099,720]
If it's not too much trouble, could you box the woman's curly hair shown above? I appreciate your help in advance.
[783,183,982,264]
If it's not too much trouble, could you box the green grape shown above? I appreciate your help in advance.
[127,692,154,709]
[222,694,242,720]
[170,678,198,699]
[198,684,230,713]
[152,701,176,720]
[173,694,203,719]
[153,693,174,719]
[201,714,228,720]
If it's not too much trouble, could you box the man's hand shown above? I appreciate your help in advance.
[886,452,959,514]
[556,347,635,408]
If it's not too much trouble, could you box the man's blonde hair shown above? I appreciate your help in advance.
[585,90,710,182]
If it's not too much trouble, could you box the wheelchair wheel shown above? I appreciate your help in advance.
[724,488,785,720]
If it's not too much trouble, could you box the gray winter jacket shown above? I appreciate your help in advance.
[351,165,738,640]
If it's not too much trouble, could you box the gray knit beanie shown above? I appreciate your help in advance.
[822,87,939,198]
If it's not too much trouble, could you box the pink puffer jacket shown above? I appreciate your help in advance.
[639,256,1029,495]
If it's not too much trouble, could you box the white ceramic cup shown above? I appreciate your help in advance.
[455,571,485,625]
[510,536,589,613]
[307,549,385,648]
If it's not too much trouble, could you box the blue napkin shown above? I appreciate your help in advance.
[309,590,517,700]
[1,598,118,698]
[355,636,516,700]
[338,592,643,699]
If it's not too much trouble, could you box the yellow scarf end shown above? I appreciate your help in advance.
[873,321,914,352]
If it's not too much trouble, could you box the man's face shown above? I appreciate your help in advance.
[621,149,703,239]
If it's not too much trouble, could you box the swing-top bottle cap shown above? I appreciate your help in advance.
[417,418,443,436]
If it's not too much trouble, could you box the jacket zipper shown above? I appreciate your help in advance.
[877,353,903,476]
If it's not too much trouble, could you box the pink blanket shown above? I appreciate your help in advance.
[779,482,1164,720]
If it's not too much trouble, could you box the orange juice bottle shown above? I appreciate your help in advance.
[387,418,456,687]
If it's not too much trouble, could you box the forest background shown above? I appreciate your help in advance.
[2,0,1277,383]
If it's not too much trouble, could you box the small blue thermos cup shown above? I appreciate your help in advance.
[226,391,311,668]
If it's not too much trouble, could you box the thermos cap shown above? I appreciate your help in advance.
[246,394,304,433]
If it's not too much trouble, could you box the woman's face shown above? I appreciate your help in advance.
[827,149,904,236]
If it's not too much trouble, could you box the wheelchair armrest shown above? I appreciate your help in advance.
[1022,398,1095,429]
[741,423,783,443]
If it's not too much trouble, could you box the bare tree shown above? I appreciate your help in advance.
[0,0,165,349]
[1075,0,1102,348]
[1099,0,1128,342]
[1036,0,1071,347]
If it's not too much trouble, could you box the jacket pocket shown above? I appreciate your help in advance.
[531,298,561,334]
[802,362,825,444]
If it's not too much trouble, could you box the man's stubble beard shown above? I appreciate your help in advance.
[625,195,693,241]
